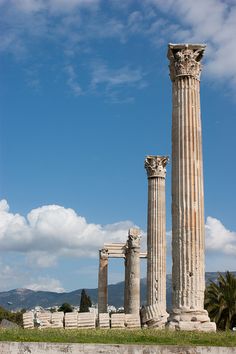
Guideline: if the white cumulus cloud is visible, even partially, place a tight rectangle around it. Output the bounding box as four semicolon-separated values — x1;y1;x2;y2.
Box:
25;277;65;292
146;0;236;84
205;216;236;256
0;199;141;266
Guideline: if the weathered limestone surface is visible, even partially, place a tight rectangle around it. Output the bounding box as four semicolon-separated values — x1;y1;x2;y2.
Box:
141;156;168;328
37;312;51;328
98;313;110;328
167;43;216;331
77;312;96;329
124;255;129;313
1;342;235;354
98;241;146;315
125;314;141;328
111;313;125;329
98;248;109;314
125;228;141;316
23;312;34;329
141;303;166;329
64;312;78;329
51;312;64;328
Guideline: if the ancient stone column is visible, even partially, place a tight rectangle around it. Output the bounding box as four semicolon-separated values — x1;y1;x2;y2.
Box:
125;228;141;315
167;43;216;331
141;155;169;328
98;248;108;314
124;250;129;314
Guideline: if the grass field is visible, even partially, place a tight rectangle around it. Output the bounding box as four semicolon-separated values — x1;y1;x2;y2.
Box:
0;328;235;347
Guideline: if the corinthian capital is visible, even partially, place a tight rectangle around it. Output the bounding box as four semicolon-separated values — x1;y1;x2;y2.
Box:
145;156;169;178
167;43;206;81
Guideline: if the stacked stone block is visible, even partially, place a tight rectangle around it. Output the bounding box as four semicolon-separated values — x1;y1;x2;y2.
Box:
23;312;34;329
64;312;78;329
51;312;64;328
36;312;51;328
77;313;96;329
98;313;110;328
110;313;125;329
125;314;140;328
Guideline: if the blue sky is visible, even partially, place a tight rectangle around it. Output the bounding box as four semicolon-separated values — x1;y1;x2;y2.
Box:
0;0;236;294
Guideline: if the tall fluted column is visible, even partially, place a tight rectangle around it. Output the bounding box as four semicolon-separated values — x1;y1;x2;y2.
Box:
125;228;141;315
167;43;216;331
141;156;168;328
98;248;108;314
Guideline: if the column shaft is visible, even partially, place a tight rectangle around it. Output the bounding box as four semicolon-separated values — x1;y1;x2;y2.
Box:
172;76;204;309
147;177;166;310
98;249;108;313
125;228;141;315
124;256;129;313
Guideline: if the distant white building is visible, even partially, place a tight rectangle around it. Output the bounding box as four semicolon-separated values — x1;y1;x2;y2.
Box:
107;305;117;313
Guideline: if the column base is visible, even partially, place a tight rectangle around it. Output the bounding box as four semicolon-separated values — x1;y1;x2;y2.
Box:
166;308;216;332
141;304;168;328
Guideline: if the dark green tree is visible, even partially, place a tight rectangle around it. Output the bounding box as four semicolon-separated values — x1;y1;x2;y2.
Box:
205;271;236;330
79;289;92;312
0;306;23;327
58;302;73;313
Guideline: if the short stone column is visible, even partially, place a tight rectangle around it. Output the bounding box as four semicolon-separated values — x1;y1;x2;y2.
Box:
141;155;169;328
124;251;129;314
125;228;141;315
98;248;108;314
167;43;216;331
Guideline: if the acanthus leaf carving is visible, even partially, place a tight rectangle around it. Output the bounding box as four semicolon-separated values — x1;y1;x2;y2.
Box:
145;156;169;178
168;44;205;81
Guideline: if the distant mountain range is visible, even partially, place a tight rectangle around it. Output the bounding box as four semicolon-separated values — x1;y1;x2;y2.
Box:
0;272;235;311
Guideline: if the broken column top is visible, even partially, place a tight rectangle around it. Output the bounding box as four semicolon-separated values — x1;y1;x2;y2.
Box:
99;248;109;260
128;228;141;238
167;43;206;81
128;228;141;248
145;156;169;179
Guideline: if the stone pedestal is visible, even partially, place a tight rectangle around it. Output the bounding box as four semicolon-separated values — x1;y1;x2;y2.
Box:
125;228;141;316
141;156;169;328
98;248;108;314
167;43;216;331
98;313;110;328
